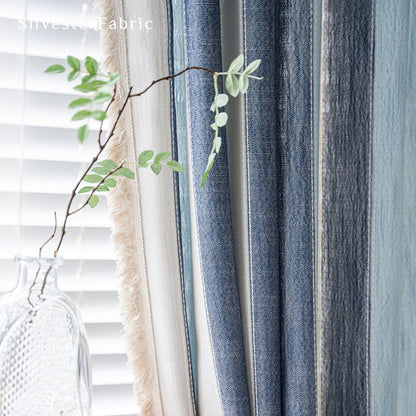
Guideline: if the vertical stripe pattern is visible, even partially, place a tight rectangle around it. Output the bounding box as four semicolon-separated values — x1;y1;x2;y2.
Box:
275;1;316;414
166;0;197;408
318;0;374;414
100;1;416;415
184;1;250;414
241;1;281;415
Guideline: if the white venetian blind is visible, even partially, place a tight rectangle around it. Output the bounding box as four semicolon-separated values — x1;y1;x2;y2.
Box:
0;1;140;415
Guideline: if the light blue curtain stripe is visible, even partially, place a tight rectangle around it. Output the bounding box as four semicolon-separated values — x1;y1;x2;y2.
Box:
275;1;316;415
241;1;281;415
319;0;374;414
167;0;197;404
400;4;416;412
370;1;416;415
184;1;250;414
370;1;411;415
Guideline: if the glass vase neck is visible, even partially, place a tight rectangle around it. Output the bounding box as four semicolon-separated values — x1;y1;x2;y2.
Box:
14;255;63;291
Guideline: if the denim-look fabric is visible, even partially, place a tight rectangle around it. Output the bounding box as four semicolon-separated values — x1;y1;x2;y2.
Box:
184;1;250;415
318;0;374;414
370;2;410;415
166;0;197;404
241;1;281;415
274;2;317;415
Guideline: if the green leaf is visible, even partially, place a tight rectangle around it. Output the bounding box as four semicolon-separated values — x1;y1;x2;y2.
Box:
85;56;98;75
154;152;171;162
200;154;216;188
88;194;99;208
113;167;135;179
210;101;216;112
77;125;89;143
91;110;106;121
207;152;216;166
138;150;154;165
225;73;239;97
215;94;229;107
104;178;117;187
74;80;107;93
107;73;121;85
98;159;118;170
92;166;110;175
214;136;222;153
211;122;217;130
92;92;112;103
151;162;162;175
83;174;103;183
78;186;94;194
227;53;244;73
244;59;261;74
67;70;80;81
166;160;185;172
96;185;110;192
82;74;95;83
69;97;91;108
88;80;107;88
72;110;91;121
67;55;80;71
74;84;94;93
239;75;249;94
215;112;228;127
44;64;65;74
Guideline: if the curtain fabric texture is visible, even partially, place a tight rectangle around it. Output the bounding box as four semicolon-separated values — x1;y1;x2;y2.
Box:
99;0;416;415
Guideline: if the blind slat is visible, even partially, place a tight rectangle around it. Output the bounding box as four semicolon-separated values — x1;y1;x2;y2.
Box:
0;89;103;129
0;259;119;293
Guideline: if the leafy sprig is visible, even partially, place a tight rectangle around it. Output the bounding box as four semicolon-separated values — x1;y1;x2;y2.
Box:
77;151;185;208
201;54;262;187
45;55;118;144
40;54;261;261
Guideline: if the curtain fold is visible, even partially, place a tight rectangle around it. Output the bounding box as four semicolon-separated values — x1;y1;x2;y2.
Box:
98;0;416;415
183;2;251;414
317;0;374;414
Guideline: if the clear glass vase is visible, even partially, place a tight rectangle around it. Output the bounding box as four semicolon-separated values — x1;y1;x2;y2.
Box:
0;256;92;416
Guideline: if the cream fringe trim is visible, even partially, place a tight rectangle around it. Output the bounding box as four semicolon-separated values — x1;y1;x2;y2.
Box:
95;0;163;415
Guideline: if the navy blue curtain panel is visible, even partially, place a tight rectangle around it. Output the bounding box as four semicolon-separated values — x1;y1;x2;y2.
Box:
101;0;416;414
318;0;373;414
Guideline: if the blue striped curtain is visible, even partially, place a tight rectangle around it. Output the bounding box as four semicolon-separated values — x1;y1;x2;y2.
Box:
103;0;416;414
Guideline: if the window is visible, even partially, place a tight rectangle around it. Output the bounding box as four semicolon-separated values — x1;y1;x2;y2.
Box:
0;1;140;414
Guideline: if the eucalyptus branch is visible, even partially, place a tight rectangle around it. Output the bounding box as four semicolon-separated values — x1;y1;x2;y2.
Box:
40;53;262;261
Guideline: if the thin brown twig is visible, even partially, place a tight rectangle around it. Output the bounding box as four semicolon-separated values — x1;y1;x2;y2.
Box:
40;265;52;296
68;163;125;216
98;84;117;147
129;66;216;98
39;212;57;258
52;87;132;258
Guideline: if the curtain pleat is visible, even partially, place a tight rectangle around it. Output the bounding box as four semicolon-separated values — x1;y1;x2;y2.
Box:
371;1;416;415
166;0;198;407
274;2;316;414
318;1;374;414
98;0;416;415
183;1;251;415
241;1;282;415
